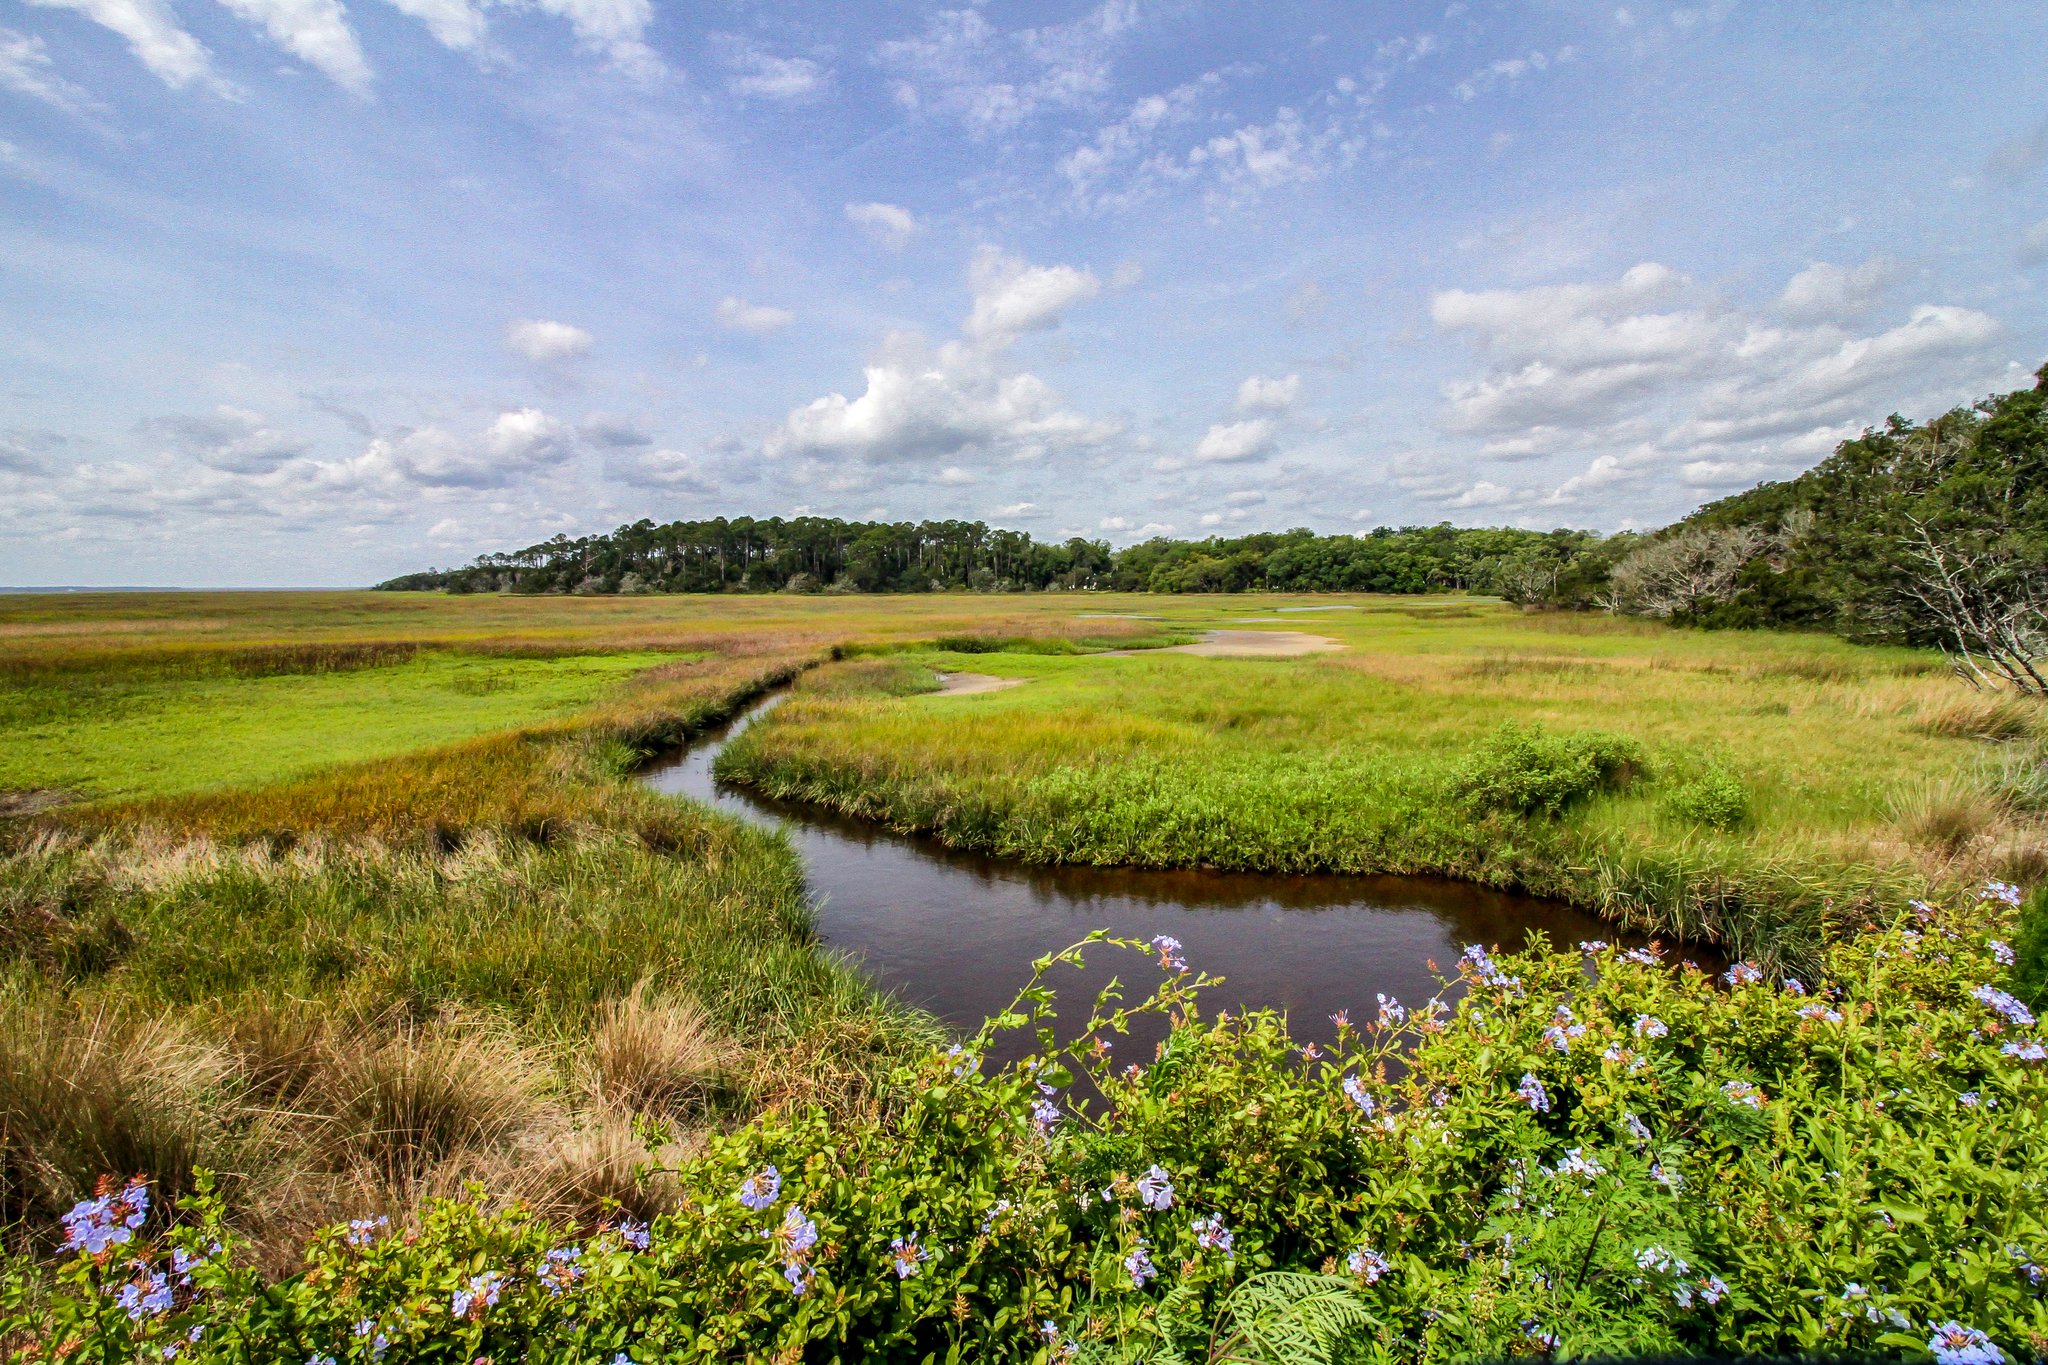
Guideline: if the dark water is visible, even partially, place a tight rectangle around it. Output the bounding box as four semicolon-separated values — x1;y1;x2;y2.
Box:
640;694;1656;1060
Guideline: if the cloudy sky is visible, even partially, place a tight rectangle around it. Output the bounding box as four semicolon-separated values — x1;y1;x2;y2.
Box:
3;0;2045;586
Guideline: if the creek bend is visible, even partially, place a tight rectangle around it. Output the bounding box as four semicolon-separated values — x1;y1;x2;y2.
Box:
641;690;1657;1062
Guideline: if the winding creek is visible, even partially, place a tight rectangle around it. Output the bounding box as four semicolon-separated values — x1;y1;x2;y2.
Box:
642;689;1660;1060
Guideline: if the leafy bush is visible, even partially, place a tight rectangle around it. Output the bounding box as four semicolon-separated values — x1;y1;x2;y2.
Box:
1662;767;1751;830
1451;723;1645;817
9;890;2046;1364
2015;882;2048;1014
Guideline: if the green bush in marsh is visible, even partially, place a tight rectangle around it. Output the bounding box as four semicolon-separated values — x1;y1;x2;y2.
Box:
1449;723;1645;817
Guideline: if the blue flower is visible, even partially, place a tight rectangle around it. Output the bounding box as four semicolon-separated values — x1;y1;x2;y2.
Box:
1928;1321;2007;1365
1342;1075;1376;1117
1124;1239;1157;1288
1722;1079;1764;1108
451;1269;503;1319
616;1219;651;1250
1632;1014;1668;1039
889;1233;932;1279
1346;1246;1391;1283
2002;1040;2046;1062
60;1178;149;1256
1516;1073;1550;1113
1971;985;2036;1027
1989;939;2015;966
1192;1215;1234;1254
1724;961;1763;987
1135;1165;1174;1211
739;1165;782;1211
1461;944;1520;989
539;1245;583;1295
1981;881;2023;908
344;1215;387;1247
115;1269;172;1321
1375;993;1406;1026
1150;935;1186;971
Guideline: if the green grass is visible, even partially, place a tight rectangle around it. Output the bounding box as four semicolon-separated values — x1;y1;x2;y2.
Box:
714;599;2048;971
0;650;695;802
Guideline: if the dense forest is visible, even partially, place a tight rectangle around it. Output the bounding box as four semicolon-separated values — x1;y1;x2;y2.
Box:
376;517;1596;599
382;366;2046;687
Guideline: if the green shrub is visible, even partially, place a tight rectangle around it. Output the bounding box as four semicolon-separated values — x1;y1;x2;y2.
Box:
1451;722;1645;817
11;900;2045;1364
2015;882;2048;1013
1662;767;1751;829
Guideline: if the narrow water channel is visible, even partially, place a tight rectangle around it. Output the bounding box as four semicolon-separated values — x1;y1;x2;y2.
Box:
640;691;1653;1059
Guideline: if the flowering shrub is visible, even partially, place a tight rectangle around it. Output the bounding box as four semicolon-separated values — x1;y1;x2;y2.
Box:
6;889;2045;1364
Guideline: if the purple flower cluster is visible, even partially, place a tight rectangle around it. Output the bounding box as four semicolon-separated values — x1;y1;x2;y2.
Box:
1724;961;1763;987
1135;1165;1174;1211
1517;1073;1551;1113
1151;935;1186;971
1462;944;1520;990
62;1178;149;1256
1928;1321;2007;1365
2002;1040;2046;1062
1972;985;2037;1027
539;1246;582;1296
1346;1245;1391;1283
769;1206;819;1295
1192;1215;1234;1254
1124;1239;1157;1288
889;1233;931;1280
344;1216;387;1248
1980;881;2023;908
1342;1074;1377;1117
1633;1014;1668;1039
739;1165;782;1211
616;1219;651;1250
450;1270;503;1319
1722;1079;1764;1109
114;1268;173;1321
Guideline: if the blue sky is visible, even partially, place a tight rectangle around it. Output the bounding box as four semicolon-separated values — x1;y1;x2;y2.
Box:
2;0;2045;586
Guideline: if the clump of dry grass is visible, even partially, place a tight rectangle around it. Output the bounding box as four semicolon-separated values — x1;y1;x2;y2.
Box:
0;995;241;1233
1913;691;2042;742
585;985;729;1119
1887;775;2010;857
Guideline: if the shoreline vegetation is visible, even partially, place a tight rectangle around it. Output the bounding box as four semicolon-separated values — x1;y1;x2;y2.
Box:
2;588;2045;1361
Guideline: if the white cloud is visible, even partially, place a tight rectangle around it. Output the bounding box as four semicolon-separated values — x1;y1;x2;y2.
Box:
1195;418;1276;464
1057;71;1224;209
770;249;1116;467
24;0;229;93
845;200;918;250
428;517;464;538
993;501;1045;518
505;318;594;362
345;408;577;488
965;246;1099;341
532;0;659;79
1224;490;1265;506
1236;373;1300;413
214;0;372;93
0;26;101;112
769;330;1116;466
1428;259;2015;522
378;0;487;52
716;297;794;334
936;465;975;485
1452;46;1577;101
606;446;717;493
1775;258;1896;323
148;405;309;472
720;39;828;100
876;0;1137;136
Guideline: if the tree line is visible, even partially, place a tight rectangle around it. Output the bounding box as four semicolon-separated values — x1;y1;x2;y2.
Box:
381;365;2046;692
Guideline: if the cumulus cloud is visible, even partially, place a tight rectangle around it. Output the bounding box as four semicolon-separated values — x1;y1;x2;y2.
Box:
845;200;918;250
719;38;828;100
1775;258;1896;322
715;297;794;334
0;26;102;112
1452;46;1577;101
214;0;372;94
505;318;594;362
346;408;577;488
992;500;1045;518
964;246;1099;341
24;0;229;93
1195;418;1276;464
769;248;1117;468
147;406;309;472
1236;373;1300;413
